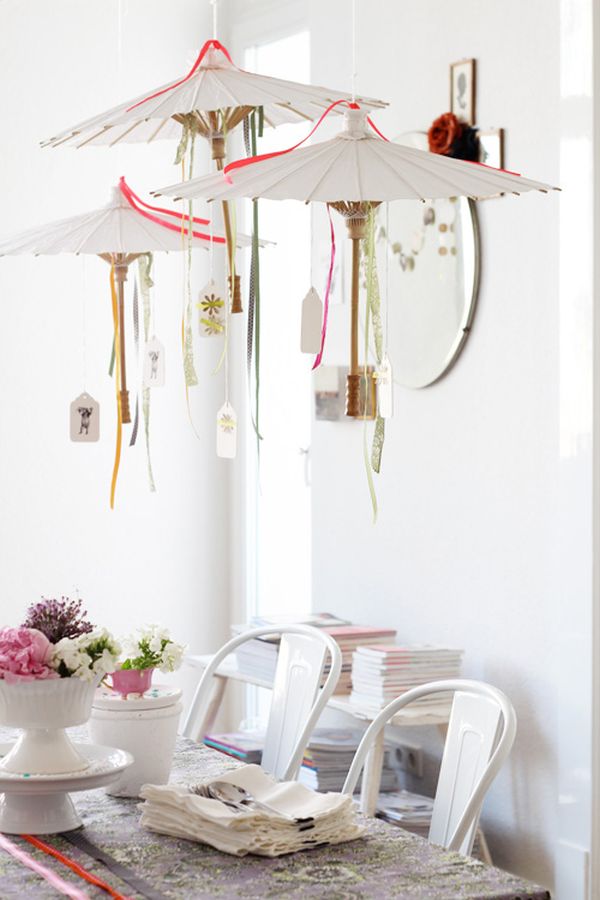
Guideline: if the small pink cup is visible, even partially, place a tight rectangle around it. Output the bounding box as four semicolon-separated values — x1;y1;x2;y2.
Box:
110;667;154;699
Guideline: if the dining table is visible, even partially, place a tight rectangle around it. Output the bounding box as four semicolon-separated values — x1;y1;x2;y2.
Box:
0;727;551;900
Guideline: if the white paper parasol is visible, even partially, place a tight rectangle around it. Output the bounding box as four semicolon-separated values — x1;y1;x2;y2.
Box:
157;105;558;415
0;177;251;424
41;42;386;150
41;39;386;314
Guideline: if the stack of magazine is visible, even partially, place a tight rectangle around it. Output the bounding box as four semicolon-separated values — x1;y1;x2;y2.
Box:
299;728;398;793
232;613;397;695
350;644;463;712
203;732;264;765
376;790;489;861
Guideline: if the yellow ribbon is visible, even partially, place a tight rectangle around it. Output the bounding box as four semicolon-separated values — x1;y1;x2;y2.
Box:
109;265;122;510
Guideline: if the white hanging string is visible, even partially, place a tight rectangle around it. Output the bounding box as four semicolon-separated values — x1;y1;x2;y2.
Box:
81;256;88;390
351;0;357;102
224;251;230;404
209;210;214;283
211;0;218;40
116;0;124;179
384;202;390;351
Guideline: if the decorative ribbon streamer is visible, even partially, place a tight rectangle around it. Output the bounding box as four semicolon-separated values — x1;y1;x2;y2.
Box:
126;39;235;113
0;834;89;900
62;830;171;900
312;204;335;370
183;135;199;388
119;178;224;245
365;207;385;475
119;178;210;226
362;216;378;522
129;277;140;447
21;835;127;900
223;99;362;180
109;265;123;510
138;254;156;492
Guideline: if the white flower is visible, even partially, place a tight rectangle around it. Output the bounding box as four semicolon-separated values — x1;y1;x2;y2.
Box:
51;629;120;680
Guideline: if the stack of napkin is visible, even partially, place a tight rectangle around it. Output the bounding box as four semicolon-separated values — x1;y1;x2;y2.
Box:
139;764;364;857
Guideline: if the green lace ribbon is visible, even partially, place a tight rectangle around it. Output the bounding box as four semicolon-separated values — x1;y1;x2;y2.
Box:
138;253;156;492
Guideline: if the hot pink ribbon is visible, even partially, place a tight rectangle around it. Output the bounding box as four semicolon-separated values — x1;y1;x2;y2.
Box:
126;39;235;113
119;177;225;244
0;833;90;900
313;204;336;370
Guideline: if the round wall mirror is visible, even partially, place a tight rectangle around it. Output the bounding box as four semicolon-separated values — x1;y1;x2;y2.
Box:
377;132;481;388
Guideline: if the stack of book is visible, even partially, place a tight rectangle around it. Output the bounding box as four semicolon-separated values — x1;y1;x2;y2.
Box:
376;790;490;862
232;614;397;695
350;644;463;712
203;732;264;765
299;728;398;793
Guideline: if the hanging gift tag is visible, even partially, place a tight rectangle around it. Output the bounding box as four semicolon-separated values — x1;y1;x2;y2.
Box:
197;279;226;338
143;337;165;388
377;355;394;419
70;392;100;442
300;287;323;353
216;402;237;459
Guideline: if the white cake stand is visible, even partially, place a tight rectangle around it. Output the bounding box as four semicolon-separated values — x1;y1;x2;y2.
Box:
0;742;133;834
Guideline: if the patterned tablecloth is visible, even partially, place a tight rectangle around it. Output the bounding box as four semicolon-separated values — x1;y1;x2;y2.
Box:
0;730;551;900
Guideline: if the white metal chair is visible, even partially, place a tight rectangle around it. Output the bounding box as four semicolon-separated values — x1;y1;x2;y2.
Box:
183;625;342;782
342;679;517;856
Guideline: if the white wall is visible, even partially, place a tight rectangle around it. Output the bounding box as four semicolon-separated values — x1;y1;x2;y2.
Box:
308;0;591;895
0;1;232;662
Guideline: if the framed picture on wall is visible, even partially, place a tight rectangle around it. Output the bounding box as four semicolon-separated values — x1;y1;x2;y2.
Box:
450;58;476;125
478;128;505;169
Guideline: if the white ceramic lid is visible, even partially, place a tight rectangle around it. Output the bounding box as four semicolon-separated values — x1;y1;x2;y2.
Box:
92;684;182;712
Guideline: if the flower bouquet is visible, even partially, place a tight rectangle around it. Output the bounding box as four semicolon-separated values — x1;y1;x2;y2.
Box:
110;625;186;698
0;598;119;775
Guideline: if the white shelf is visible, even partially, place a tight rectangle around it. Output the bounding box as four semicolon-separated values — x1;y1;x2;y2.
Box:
186;654;451;727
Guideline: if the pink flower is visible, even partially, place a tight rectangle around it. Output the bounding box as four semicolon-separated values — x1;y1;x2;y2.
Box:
0;627;59;683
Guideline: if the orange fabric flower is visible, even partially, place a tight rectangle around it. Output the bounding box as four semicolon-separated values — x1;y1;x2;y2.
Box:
428;113;463;155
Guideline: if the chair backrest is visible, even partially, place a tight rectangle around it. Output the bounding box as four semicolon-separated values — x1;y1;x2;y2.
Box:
342;679;516;855
183;625;342;782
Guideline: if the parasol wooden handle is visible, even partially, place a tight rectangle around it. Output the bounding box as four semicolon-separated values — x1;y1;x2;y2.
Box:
346;229;365;417
115;261;131;425
346;373;362;418
214;142;243;315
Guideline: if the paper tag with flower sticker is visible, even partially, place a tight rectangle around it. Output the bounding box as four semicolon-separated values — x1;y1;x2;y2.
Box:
216;402;237;459
377;355;393;419
70;392;100;442
198;279;226;338
143;337;165;388
300;287;323;353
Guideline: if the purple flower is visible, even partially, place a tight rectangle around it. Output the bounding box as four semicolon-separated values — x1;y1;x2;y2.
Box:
23;597;94;644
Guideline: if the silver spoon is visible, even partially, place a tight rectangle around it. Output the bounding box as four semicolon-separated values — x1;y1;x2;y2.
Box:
193;780;313;824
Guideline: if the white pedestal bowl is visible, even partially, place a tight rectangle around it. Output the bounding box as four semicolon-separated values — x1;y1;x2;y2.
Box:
0;678;97;775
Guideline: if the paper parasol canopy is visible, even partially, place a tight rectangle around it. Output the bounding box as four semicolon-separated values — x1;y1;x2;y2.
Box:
41;40;386;315
0;177;252;425
41;41;386;150
157;105;559;415
0;177;253;256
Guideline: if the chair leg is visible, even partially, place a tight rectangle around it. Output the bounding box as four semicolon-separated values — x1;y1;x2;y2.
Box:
187;675;227;742
360;729;386;816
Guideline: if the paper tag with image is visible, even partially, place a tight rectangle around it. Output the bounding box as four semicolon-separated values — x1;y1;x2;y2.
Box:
216;402;237;459
143;337;165;388
377;355;393;419
70;392;100;442
198;279;226;338
300;287;323;353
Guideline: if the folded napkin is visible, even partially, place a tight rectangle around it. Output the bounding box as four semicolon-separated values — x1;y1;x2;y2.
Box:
139;764;364;857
